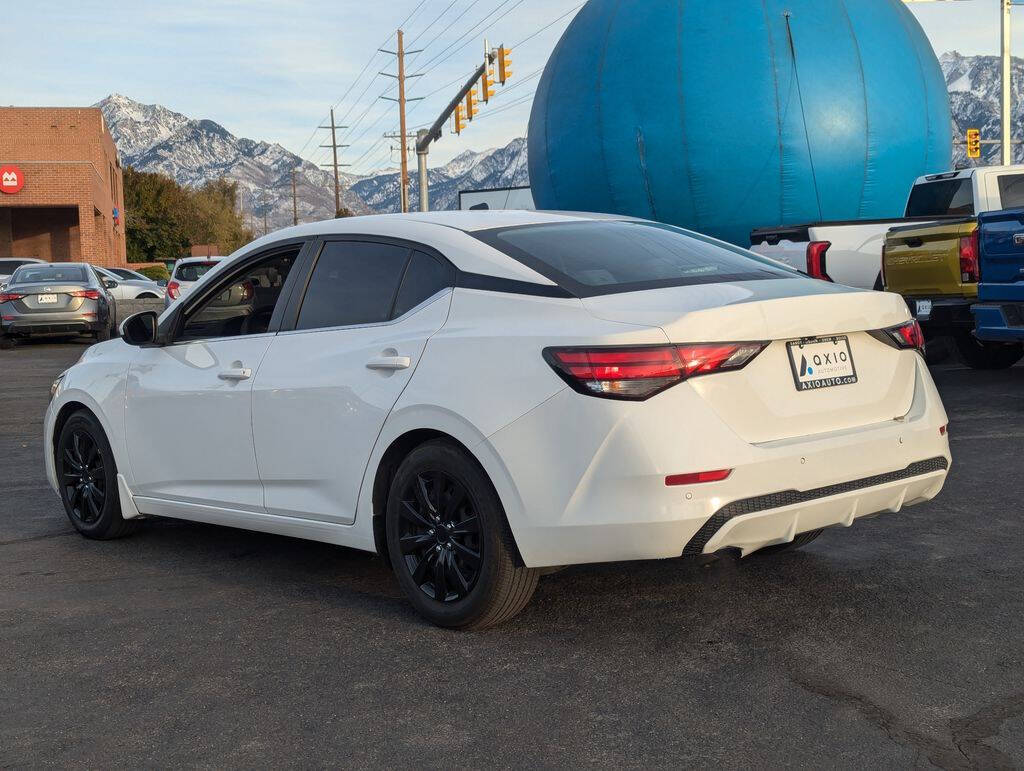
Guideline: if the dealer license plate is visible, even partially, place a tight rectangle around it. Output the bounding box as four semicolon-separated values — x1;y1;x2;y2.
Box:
37;294;58;304
912;299;932;320
786;336;858;392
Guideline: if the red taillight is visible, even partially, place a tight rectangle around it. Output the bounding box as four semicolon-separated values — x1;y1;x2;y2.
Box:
69;289;101;300
0;292;25;303
886;320;926;352
545;342;768;400
167;280;181;299
806;240;832;281
665;469;733;487
959;230;980;283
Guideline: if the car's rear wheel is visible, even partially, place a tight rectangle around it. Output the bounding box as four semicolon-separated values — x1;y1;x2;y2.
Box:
953;331;1024;370
56;410;135;539
755;529;823;555
385;440;540;629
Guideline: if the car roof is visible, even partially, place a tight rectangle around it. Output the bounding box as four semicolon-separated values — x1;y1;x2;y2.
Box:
231;211;639;285
176;256;226;266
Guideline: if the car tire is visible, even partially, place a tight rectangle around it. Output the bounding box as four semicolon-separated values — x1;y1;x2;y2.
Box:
0;335;14;350
953;331;1024;370
755;528;824;555
56;410;136;540
385;440;540;630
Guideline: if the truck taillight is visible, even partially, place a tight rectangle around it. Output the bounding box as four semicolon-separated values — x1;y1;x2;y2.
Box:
806;241;832;281
167;280;180;299
959;231;980;283
544;343;768;401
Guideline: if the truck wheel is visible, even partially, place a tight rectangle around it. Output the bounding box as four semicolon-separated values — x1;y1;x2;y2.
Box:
954;332;1024;370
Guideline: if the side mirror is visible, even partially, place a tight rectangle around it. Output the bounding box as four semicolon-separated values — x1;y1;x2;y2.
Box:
120;310;159;346
103;278;119;289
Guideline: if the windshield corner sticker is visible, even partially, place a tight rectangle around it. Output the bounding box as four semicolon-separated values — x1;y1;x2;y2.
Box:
787;336;858;392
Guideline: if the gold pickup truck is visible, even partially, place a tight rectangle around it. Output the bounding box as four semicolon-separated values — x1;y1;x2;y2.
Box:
883;219;1024;368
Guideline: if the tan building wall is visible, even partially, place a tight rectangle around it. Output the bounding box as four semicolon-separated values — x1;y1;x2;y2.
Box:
0;107;126;267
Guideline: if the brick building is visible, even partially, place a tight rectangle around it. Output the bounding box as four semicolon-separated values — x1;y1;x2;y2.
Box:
0;107;126;267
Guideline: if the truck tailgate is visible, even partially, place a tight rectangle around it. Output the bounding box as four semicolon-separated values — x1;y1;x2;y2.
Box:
883;219;977;298
978;208;1024;301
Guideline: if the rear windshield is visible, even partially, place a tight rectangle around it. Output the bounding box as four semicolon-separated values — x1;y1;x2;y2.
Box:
905;178;974;217
175;261;219;282
473;221;797;297
10;265;88;284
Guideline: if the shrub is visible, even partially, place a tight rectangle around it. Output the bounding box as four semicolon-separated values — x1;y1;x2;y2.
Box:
137;265;170;282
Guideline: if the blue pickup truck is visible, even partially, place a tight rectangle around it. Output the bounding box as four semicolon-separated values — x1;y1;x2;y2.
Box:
972;209;1024;356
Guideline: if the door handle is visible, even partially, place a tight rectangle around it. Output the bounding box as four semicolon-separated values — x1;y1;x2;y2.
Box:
218;367;252;381
904;237;924;248
366;355;412;371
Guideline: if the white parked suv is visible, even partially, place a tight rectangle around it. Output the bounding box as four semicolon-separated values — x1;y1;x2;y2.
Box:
44;212;951;628
165;256;225;307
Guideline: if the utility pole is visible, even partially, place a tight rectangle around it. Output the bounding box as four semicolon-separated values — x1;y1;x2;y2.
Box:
291;170;298;226
381;30;423;213
1003;0;1014;165
261;191;268;236
416;129;429;212
319;108;350;216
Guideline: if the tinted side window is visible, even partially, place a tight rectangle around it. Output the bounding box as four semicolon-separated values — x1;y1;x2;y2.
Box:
392;251;452;317
998;174;1024;209
179;250;298;341
905;178;974;217
296;241;410;330
0;259;30;273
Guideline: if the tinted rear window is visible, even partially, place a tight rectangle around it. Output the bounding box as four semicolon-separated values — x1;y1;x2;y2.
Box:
175;262;219;282
0;259;33;273
11;265;88;284
473;221;796;297
392;251;452;317
905;178;974;217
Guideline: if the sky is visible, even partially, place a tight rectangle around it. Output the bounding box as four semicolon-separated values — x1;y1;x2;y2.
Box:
3;0;1017;173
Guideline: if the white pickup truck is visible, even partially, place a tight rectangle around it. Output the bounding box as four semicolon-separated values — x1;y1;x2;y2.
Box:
750;165;1024;289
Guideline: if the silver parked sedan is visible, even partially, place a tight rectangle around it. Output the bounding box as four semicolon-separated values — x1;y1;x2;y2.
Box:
93;266;166;301
0;263;115;348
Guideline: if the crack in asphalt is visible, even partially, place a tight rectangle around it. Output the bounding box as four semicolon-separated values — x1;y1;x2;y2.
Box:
790;669;1022;769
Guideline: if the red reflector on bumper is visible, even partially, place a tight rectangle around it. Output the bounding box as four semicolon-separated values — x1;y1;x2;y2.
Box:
666;469;733;486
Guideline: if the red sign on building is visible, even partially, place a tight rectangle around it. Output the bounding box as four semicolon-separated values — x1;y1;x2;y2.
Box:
0;164;25;194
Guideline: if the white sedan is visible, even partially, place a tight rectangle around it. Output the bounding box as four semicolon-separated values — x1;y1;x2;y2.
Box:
44;211;951;629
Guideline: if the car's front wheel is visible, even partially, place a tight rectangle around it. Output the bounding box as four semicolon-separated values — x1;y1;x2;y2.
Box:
385;440;540;629
56;410;135;539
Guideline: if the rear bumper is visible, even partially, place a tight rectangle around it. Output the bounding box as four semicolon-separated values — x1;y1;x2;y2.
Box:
486;356;950;568
971;302;1024;342
2;318;103;337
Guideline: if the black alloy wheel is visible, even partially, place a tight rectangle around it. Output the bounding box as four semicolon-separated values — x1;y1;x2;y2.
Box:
397;470;483;603
56;410;135;539
61;429;106;524
385;440;540;629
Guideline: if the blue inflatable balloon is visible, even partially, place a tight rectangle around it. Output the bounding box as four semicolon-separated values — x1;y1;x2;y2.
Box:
527;0;952;245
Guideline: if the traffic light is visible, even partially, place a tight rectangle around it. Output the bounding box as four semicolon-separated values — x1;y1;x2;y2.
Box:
465;86;479;120
967;128;981;159
481;67;495;103
497;46;512;85
454;103;465;134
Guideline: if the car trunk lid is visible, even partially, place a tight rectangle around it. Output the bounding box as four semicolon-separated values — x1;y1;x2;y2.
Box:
582;279;918;443
6;283;91;313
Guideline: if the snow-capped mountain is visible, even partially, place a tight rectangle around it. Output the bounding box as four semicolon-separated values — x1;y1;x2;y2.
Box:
98;94;369;229
941;51;1024;165
351;139;529;212
98;94;529;225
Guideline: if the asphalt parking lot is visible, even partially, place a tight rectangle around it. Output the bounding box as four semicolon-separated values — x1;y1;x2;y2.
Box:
2;340;1022;768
